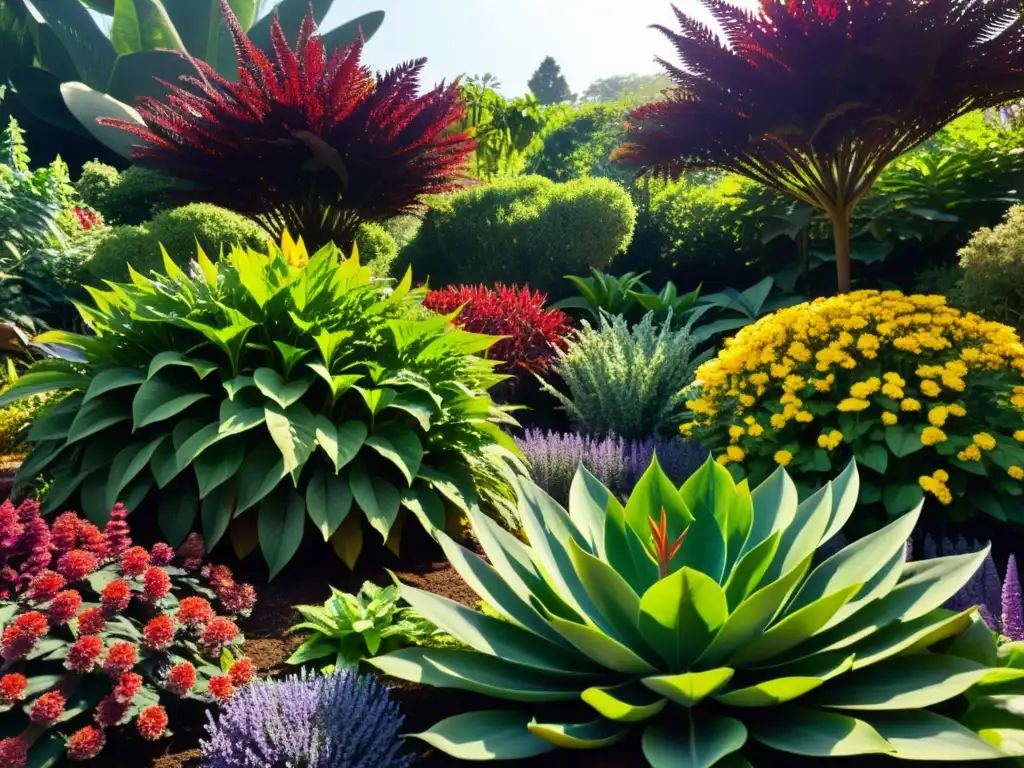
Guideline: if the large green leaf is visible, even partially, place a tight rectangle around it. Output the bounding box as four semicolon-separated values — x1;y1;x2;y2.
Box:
133;374;209;429
254;367;311;409
412;711;556;761
259;488;306;578
157;481;198;546
643;717;747;768
67;396;130;443
548;616;659;675
812;653;993;710
742;466;798;556
642;668;734;707
527;719;631;750
82;367;145;403
194;435;246;498
201;483;233;549
111;0;184;55
638;566;727;671
715;654;854;707
234;440;288;512
264;402;317;476
33;0;116;89
106;434;168;509
749;708;893;757
349;459;400;540
724;531;781;610
320;11;385;51
165;0;257;74
820;460;860;544
763;483;832;584
568;465;613;556
624;454;694;547
863;710;1006;760
60;82;145;159
305;464;352;541
580;681;668;722
0;369;89;407
314;418;366;474
365;423;423;485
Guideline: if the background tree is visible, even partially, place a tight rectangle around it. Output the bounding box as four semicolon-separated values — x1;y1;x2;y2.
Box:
528;56;573;105
614;0;1024;294
581;73;671;103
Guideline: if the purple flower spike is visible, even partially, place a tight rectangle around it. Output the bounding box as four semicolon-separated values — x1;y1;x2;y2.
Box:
1002;555;1024;641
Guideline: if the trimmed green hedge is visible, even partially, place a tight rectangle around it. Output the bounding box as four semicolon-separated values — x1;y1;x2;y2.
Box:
75;162;189;225
355;222;398;276
396;175;636;296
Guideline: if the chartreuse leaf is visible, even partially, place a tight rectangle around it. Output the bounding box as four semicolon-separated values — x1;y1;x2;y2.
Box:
148;351;217;380
133;374;209;429
642;668;734;707
861;710;1006;760
624;453;694;548
820;459;859;544
330;513;363;569
259;488;306;578
698;552;813;668
568;465;611;555
527;719;630;749
349;458;401;540
843;608;976;671
730;583;863;666
0;369;89;407
547;616;658;675
762;483;832;584
305;464;352;541
639;567;727;671
365;423;423;485
812;654;993;710
723;531;782;610
714;653;855;707
398;584;596;674
368;647;585;702
254;367;311;409
786;504;920;616
643;716;747;768
750;708;893;757
264;402;317;477
411;711;556;760
581;681;668;722
741;466;798;557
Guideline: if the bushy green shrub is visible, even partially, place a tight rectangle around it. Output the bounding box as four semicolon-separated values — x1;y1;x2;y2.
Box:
374;458;1023;765
541;311;698;439
398;175;636;296
381;215;422;250
2;236;521;575
957;205;1024;332
355;222;398;276
75;163;189;225
88;203;267;280
524;102;631;183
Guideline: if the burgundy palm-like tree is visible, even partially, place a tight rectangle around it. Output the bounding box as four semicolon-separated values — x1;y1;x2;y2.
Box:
103;0;474;250
614;0;1024;293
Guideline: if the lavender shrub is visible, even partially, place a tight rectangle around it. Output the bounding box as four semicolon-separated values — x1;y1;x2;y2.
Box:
518;429;707;502
200;671;414;768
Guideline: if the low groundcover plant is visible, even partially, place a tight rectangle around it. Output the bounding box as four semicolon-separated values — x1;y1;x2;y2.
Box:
372;456;1024;765
0;501;255;764
0;235;522;575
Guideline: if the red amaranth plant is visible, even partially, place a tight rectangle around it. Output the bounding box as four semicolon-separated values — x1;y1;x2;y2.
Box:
613;0;1024;293
424;284;572;398
101;0;475;250
0;509;256;764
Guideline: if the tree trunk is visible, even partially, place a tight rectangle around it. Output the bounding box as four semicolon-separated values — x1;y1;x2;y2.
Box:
830;211;852;294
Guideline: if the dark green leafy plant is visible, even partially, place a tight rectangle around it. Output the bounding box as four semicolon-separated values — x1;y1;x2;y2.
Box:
554;269;701;330
455;83;547;179
286;581;448;671
76;163;190;226
373;457;1024;764
690;277;799;344
0;236;522;576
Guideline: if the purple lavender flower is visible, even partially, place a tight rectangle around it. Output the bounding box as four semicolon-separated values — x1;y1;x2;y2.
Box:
911;535;1001;630
517;429;707;503
1002;555;1024;641
199;671;414;768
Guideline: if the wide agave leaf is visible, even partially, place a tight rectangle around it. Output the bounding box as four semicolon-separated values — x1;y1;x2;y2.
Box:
371;457;1024;765
0;235;522;577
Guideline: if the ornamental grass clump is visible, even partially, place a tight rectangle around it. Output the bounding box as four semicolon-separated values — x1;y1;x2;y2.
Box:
683;290;1024;529
0;235;522;576
199;670;414;768
372;457;1024;764
0;504;254;765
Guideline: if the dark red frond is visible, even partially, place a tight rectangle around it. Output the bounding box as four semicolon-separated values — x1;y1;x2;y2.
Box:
101;1;475;249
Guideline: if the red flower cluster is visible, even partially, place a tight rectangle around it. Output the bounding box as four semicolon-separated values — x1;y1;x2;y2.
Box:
424;284;572;379
47;590;82;625
228;658;255;687
66;635;103;673
164;662;196;696
201;564;256;616
119;547;149;578
200;617;240;654
177;534;204;571
101;1;474;251
55;550;99;582
100;580;131;614
0;674;27;704
0;737;26;767
135;705;168;741
112;673;142;705
149;543;174;566
66;726;105;760
77;607;106;635
142;615;175;651
142;567;171;601
101;505;131;559
0;612;47;660
50;512;105;558
101;642;137;678
208;675;234;702
26;570;64;602
71;206;102;231
0;499;51;599
29;691;65;725
94;695;128;729
176;596;215;628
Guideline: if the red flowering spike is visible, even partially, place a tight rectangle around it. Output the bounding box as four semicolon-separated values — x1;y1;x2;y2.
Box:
0;674;27;704
66;726;105;760
0;737;26;768
165;661;197;696
136;705;169;741
29;691;65;725
208;675;234;702
228;657;255;687
66;635;103;672
100;2;474;251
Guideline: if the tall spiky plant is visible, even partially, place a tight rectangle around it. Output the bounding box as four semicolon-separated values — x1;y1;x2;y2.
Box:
102;1;474;250
613;0;1024;293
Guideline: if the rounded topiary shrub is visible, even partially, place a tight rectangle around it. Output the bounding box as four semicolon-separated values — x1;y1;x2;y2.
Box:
397;175;636;296
683;290;1024;532
90;165;191;225
355;222;398;276
88;204;267;280
75;160;120;211
957;204;1024;333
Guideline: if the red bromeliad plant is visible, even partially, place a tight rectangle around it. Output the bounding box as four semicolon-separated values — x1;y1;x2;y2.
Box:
613;0;1024;293
0;502;255;765
102;0;475;250
644;508;688;580
423;284;572;397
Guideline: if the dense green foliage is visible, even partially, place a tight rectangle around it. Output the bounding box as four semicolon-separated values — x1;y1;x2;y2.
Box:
525;103;630;183
354;222;399;277
75;162;189;226
956;204;1024;333
541;312;698;439
88;203;267;280
0;237;522;575
456;83;547;179
397;175;636;296
374;458;1021;764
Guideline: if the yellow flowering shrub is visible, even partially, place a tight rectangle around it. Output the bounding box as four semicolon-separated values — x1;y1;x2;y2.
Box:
0;394;54;460
683;290;1024;528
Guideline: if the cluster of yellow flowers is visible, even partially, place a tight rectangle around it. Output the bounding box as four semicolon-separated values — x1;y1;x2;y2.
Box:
683;290;1024;511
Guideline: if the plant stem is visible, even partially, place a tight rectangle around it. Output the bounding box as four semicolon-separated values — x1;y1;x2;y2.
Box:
831;211;852;294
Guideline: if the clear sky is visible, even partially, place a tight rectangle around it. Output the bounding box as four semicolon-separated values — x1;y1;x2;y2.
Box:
319;1;695;97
